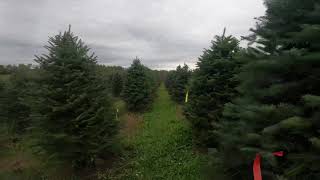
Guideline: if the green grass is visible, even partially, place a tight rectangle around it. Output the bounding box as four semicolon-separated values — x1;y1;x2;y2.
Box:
106;84;206;180
0;132;45;180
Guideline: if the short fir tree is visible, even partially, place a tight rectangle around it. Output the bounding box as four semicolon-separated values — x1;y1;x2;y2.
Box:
166;64;191;103
110;72;124;97
0;65;39;134
122;58;154;111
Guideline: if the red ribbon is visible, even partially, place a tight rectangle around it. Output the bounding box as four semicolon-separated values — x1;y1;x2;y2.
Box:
253;151;284;180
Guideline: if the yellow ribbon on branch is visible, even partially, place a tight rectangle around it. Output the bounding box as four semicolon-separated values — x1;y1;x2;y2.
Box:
185;90;189;103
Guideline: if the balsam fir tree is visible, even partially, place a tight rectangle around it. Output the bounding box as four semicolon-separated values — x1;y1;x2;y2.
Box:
110;72;124;97
5;65;37;134
0;65;40;135
123;58;154;111
214;0;320;179
184;29;239;146
166;64;191;103
165;71;174;92
0;79;6;128
33;26;118;168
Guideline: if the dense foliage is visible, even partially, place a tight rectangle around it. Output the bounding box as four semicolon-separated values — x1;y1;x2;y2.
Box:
32;28;118;168
165;64;191;104
1;0;319;178
110;72;124;97
123;58;157;111
95;65;126;96
183;29;240;146
210;0;320;179
0;65;40;134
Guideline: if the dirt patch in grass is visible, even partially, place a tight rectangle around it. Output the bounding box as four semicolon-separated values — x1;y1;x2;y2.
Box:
119;112;143;138
0;150;43;178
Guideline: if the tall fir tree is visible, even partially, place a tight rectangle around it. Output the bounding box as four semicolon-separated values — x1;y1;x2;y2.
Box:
122;58;154;111
213;0;320;179
33;27;118;168
184;29;240;146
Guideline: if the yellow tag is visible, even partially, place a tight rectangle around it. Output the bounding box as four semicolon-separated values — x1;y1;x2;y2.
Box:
116;108;119;120
185;90;189;103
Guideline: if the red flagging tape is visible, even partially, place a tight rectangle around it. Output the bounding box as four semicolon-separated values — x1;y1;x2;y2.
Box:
272;151;284;157
253;151;284;180
253;154;262;180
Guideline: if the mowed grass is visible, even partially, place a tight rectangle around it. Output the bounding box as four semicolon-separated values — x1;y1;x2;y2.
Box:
106;84;205;180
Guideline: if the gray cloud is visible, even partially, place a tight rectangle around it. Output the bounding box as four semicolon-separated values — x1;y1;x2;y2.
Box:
0;0;265;69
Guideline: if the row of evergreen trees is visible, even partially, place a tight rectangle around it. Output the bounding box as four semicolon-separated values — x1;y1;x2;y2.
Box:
0;65;41;135
95;65;126;97
166;0;320;179
165;64;191;104
0;27;159;170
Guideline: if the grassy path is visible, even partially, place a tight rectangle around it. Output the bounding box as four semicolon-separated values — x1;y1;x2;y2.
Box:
110;84;205;180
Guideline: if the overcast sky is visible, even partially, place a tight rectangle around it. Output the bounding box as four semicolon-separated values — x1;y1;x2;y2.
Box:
0;0;265;70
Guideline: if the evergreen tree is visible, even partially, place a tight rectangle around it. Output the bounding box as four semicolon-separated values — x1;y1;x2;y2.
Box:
165;64;191;103
33;27;118;168
214;1;320;179
165;69;176;97
122;58;154;111
6;65;36;134
0;65;39;134
110;72;123;97
0;79;6;128
155;70;169;84
0;65;9;74
184;29;240;146
244;0;319;54
95;65;126;94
